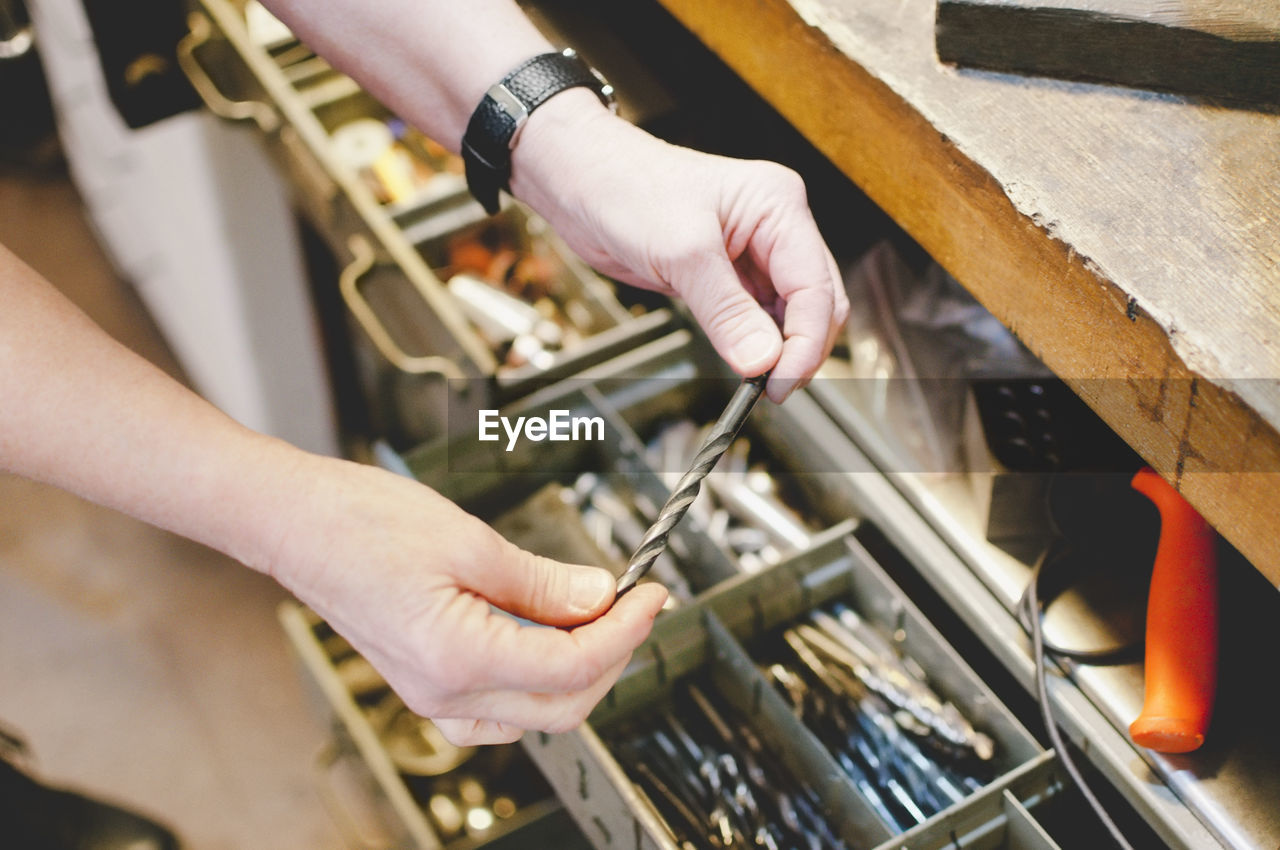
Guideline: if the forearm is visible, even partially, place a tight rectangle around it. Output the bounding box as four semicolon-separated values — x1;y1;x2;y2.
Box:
257;0;618;212
259;0;557;150
0;244;296;572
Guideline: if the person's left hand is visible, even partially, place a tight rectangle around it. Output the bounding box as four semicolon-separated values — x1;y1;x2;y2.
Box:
264;453;667;746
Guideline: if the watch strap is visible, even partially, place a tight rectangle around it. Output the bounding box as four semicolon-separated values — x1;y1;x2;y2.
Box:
462;49;614;214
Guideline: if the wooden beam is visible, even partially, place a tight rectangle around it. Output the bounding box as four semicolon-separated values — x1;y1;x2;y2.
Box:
654;0;1280;586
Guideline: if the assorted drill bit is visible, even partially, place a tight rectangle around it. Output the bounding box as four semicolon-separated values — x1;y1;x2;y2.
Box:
765;604;996;834
613;683;851;850
607;602;996;846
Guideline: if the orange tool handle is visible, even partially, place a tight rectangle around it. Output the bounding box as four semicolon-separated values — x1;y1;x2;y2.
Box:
1128;467;1218;754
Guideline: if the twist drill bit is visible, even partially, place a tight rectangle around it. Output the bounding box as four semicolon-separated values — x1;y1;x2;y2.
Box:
615;372;770;597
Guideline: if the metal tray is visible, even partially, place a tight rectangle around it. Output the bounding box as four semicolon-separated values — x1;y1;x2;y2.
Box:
524;539;1060;850
393;331;1069;849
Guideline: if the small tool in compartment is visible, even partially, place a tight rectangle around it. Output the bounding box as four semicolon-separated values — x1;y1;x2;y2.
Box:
612;681;852;850
762;605;996;835
430;214;611;372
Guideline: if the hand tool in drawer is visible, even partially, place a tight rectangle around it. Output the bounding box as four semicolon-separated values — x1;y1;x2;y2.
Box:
981;381;1220;753
330;116;464;207
414;207;633;378
1019;468;1219;755
616;372;771;596
1127;467;1218;755
801;607;995;761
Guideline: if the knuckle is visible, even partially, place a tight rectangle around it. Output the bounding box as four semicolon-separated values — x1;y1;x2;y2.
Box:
834;296;852;325
705;298;763;336
523;554;568;617
558;663;594;695
420;643;476;696
666;236;719;277
544;706;590;736
559;651;603;694
758;161;807;202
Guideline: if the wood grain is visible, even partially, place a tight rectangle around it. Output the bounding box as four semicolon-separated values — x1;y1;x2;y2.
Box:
935;0;1280;104
654;0;1280;587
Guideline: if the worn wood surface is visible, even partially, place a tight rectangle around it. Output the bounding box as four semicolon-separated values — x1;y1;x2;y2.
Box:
935;0;1280;104
654;0;1280;587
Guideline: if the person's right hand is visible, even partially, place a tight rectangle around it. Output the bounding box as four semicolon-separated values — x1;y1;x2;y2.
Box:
264;453;667;746
510;91;849;403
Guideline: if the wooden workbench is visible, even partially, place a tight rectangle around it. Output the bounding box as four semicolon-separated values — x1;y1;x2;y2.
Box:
655;0;1280;585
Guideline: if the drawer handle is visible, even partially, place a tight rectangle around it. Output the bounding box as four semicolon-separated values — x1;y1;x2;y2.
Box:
176;12;279;133
339;234;466;380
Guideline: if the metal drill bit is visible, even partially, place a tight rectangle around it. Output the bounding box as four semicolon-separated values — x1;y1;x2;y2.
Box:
615;372;770;597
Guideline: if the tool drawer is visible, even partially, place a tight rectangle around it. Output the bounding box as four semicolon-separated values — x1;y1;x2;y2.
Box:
524;533;1059;850
173;5;1275;847
282;331;1141;849
807;379;1280;850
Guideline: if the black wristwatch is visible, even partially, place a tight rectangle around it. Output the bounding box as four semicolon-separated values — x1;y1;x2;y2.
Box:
461;48;616;214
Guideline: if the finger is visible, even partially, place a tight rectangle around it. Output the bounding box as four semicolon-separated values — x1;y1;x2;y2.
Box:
431;582;666;696
433;717;525;747
767;284;836;402
829;251;851;331
435;653;631;737
672;242;783;377
465;542;618;626
791;251;850;398
751;223;842;401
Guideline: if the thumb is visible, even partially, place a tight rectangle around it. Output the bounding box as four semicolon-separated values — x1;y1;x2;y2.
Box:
473;544;617;626
675;253;782;376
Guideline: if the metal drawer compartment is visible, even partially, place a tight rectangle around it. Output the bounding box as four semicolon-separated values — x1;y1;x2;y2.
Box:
180;0;676;445
391;331;1066;849
279;329;1108;848
524;535;1056;850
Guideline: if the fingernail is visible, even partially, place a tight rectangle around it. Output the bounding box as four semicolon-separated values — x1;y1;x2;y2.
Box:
769;375;800;402
569;567;615;615
733;328;781;373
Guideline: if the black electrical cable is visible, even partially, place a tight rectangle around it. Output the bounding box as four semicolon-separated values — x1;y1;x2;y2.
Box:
1015;541;1144;666
1023;563;1135;850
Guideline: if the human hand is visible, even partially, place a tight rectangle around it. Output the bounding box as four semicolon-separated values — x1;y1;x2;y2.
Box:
510;92;849;402
266;455;667;746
